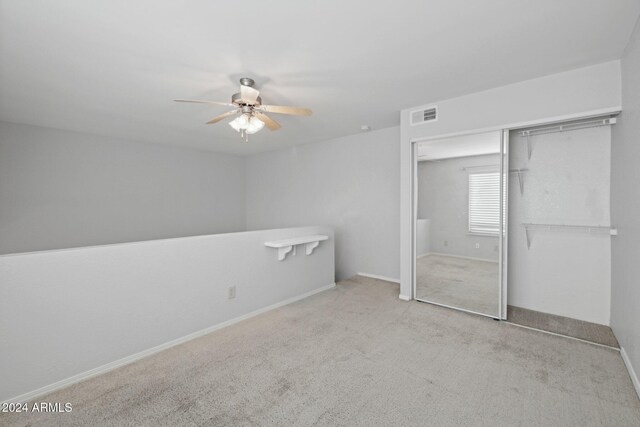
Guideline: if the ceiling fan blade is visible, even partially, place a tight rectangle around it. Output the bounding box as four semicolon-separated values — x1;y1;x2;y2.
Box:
240;85;260;104
260;105;312;116
175;99;236;107
254;112;281;131
206;110;239;125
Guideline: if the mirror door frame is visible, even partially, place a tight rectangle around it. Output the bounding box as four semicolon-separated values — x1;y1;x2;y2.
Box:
411;129;509;320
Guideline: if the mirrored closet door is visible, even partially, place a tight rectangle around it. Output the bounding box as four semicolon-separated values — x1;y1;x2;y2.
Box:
414;130;508;318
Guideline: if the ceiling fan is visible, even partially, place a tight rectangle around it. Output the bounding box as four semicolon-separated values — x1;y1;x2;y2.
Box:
175;77;312;142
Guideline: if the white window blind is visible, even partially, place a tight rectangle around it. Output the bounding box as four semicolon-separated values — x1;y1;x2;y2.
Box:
468;172;500;235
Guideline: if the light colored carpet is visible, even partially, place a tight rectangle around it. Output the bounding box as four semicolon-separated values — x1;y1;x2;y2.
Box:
2;276;639;426
416;253;500;316
507;305;620;348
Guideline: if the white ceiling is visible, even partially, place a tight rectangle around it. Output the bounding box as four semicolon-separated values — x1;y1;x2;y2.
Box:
1;1;638;155
417;131;500;161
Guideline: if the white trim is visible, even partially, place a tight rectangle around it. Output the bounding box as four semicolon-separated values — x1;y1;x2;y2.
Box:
357;272;400;283
416;299;499;319
358;274;412;300
503;321;620;351
499;129;509;320
2;283;336;405
0;226;327;258
422;252;499;263
621;347;640;400
411;142;418;300
409;107;621;145
467;232;500;237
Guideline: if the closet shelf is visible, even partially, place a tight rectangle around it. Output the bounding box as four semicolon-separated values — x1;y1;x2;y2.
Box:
522;223;617;249
264;235;329;261
509;168;528;195
519;117;616;159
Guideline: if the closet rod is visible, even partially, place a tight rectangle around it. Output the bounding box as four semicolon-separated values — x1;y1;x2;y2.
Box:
521;223;618;249
461;165;499;171
519;117;616;138
522;223;616;233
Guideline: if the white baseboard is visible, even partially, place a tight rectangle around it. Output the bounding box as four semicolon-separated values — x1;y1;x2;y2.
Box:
2;283;336;405
422;252;498;263
621;347;640;400
357;272;400;284
356;273;407;300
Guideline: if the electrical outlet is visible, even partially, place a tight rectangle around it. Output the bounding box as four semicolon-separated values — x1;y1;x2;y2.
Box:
444;240;448;247
475;243;480;249
494;245;499;252
228;285;236;299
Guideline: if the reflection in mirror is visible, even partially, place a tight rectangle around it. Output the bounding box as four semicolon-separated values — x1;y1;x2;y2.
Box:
415;131;502;317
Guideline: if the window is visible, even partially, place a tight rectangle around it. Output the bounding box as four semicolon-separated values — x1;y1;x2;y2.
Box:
468;171;501;235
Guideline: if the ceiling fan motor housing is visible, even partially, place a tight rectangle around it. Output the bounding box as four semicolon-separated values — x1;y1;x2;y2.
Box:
239;77;255;87
232;92;262;106
232;77;261;106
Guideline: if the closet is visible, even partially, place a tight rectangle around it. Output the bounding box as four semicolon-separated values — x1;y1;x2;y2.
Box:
414;130;508;319
506;117;618;346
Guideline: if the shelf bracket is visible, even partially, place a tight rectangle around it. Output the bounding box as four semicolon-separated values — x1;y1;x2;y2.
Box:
516;171;525;195
525;227;532;249
525;132;533;160
265;235;329;261
518;173;524;195
305;240;320;255
509;169;528;195
277;245;294;261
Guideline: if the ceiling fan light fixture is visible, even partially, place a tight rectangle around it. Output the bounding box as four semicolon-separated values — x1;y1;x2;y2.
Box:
237;113;250;128
229;114;264;135
246;116;265;134
228;117;241;132
229;113;250;132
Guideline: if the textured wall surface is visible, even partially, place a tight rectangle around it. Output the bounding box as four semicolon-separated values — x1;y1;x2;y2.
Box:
611;18;640;386
246;127;400;281
0;122;246;254
508;126;611;325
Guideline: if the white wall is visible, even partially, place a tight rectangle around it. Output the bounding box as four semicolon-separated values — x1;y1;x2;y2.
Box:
400;61;622;299
508;126;612;325
417;155;500;261
0;121;246;254
1;121;400;283
611;18;640;388
245;127;400;281
0;226;334;402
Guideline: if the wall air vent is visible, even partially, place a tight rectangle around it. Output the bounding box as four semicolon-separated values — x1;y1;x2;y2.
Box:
410;106;438;126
